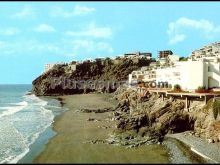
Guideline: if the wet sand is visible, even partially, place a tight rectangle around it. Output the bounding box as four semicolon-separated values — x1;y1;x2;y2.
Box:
33;94;170;163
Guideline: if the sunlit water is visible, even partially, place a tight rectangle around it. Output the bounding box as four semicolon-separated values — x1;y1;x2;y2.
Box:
0;85;64;163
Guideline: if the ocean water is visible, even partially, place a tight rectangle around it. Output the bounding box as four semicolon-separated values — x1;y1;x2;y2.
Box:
0;85;64;163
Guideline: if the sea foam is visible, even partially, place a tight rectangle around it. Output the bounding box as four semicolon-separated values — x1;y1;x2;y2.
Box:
0;94;60;164
0;101;28;118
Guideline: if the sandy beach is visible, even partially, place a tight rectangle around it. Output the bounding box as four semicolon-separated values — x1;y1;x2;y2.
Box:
33;93;170;163
32;93;220;164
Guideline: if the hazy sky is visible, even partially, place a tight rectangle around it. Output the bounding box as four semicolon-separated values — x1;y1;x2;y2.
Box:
1;2;220;84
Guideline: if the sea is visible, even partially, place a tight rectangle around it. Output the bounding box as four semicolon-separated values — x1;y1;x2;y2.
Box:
0;84;65;163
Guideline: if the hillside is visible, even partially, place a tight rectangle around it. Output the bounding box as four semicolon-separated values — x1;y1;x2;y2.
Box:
32;57;153;96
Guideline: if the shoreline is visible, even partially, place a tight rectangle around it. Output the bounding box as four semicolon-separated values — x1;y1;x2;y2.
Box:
33;93;171;163
165;132;220;163
17;126;56;164
17;96;65;164
31;93;220;164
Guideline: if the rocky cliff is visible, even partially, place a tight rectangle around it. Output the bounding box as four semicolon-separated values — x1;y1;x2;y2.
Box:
109;87;220;145
32;58;152;96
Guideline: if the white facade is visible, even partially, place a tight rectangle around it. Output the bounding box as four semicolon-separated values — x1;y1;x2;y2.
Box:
167;54;180;63
128;69;156;86
191;42;220;60
128;41;220;91
155;59;220;90
155;61;205;90
44;63;56;72
129;58;220;91
156;66;181;89
158;58;167;65
69;64;76;71
44;62;76;73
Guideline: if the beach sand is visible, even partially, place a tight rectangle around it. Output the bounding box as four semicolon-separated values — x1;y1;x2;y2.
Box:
33;93;170;163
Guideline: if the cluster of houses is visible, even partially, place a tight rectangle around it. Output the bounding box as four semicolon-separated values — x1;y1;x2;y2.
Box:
129;42;220;91
44;41;220;92
44;62;77;73
44;51;153;73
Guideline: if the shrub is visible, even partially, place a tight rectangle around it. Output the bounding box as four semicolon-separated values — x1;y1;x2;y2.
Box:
179;57;188;61
195;86;209;93
173;84;181;91
212;100;220;120
197;86;205;90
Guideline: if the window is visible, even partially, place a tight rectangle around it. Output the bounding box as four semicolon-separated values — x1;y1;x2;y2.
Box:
208;66;211;72
173;72;180;76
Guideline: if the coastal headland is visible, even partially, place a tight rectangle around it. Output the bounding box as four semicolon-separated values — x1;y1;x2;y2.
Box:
34;94;171;163
32;44;220;163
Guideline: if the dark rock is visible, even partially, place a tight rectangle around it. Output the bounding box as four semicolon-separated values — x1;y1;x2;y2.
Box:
80;107;114;113
32;58;152;96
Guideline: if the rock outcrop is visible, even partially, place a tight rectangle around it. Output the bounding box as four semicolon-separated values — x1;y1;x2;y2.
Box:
111;87;220;145
32;58;153;96
193;100;220;143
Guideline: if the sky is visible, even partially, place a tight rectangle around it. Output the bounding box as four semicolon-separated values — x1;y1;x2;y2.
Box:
1;2;220;84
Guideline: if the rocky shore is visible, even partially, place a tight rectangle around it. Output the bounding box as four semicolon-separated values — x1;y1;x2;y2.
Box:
109;86;220;146
32;64;220;163
34;94;170;163
105;87;193;146
84;86;220;163
58;86;220;155
33;91;220;163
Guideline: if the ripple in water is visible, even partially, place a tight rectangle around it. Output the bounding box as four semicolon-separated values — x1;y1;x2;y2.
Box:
0;94;62;163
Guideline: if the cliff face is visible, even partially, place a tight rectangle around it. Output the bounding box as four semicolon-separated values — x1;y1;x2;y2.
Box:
111;87;220;144
193;100;220;143
32;58;152;96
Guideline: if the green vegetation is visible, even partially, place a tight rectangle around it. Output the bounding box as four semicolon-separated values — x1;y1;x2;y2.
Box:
195;86;209;93
212;99;220;120
202;99;213;114
173;84;181;91
197;86;205;90
69;58;151;81
33;57;153;95
179;57;188;61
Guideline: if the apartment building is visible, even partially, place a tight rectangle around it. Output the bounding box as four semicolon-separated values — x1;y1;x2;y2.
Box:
128;42;220;91
191;42;220;60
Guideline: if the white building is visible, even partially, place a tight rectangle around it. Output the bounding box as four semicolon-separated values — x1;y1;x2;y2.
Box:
44;62;76;73
124;51;152;59
128;69;156;86
167;54;180;64
155;61;204;91
44;63;56;72
128;52;220;91
191;42;220;60
66;63;77;73
156;65;181;88
157;54;180;66
158;58;167;65
155;58;220;91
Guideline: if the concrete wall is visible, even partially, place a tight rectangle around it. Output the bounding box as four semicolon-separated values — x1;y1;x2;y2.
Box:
179;61;204;90
156;67;181;88
44;64;56;72
69;64;76;71
168;55;179;63
155;61;205;90
206;61;220;88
